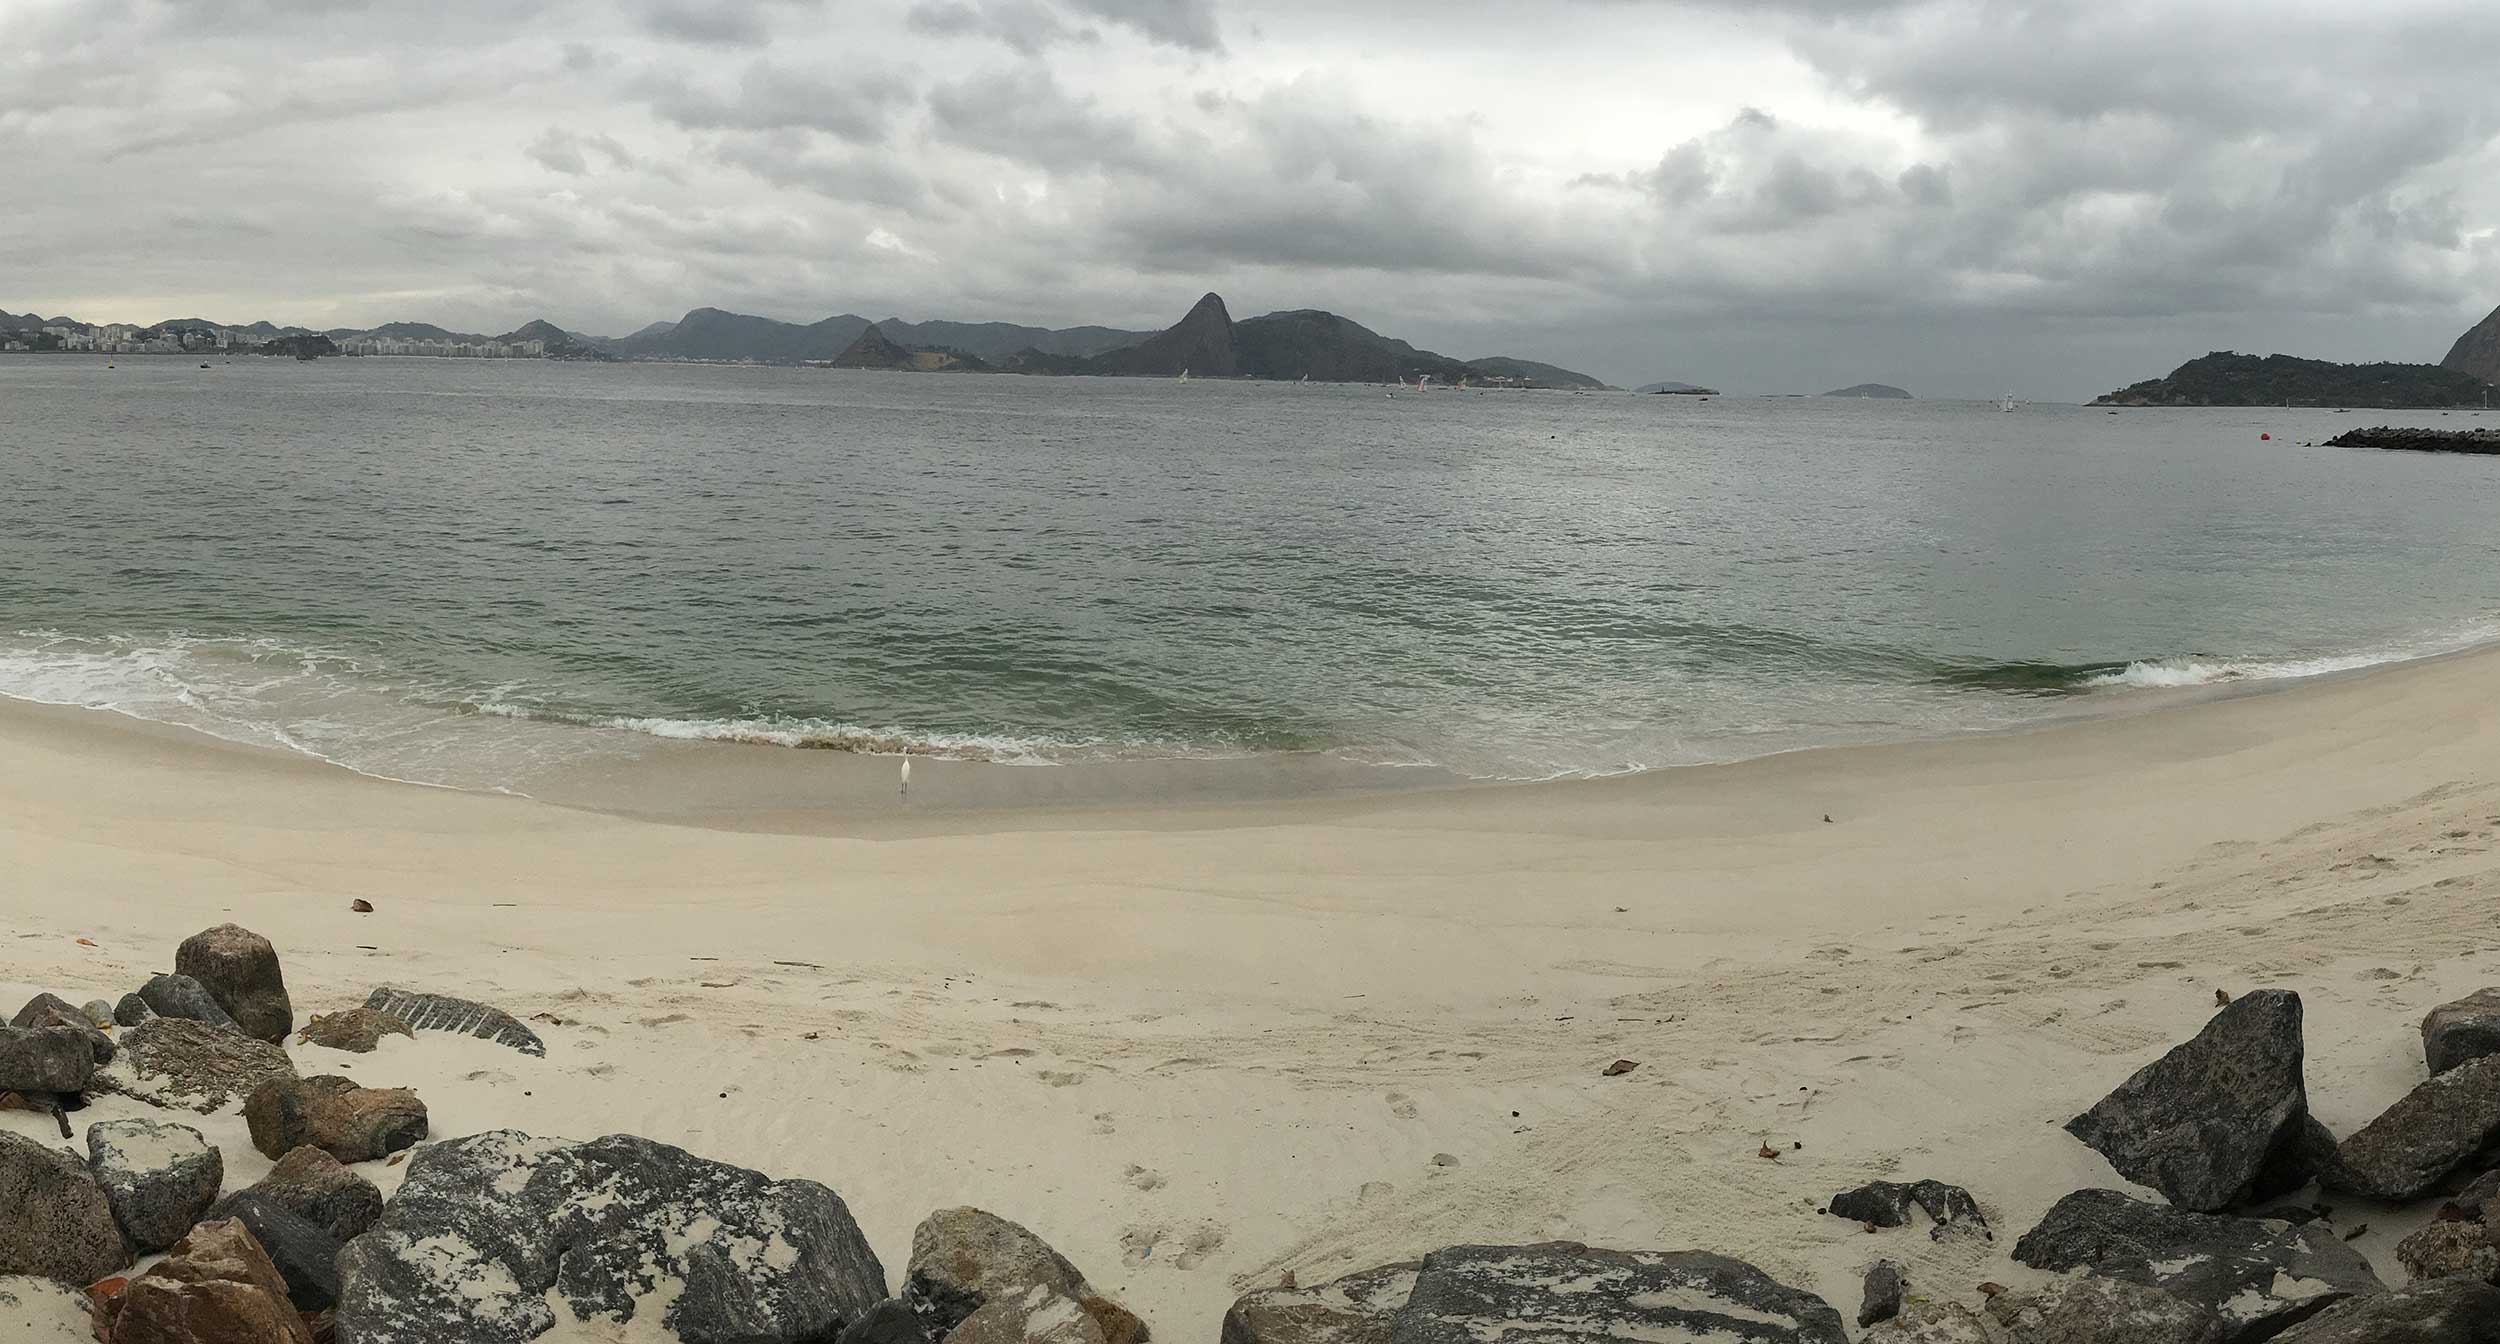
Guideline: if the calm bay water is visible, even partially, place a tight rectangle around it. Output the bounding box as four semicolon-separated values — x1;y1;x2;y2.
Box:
3;354;2498;794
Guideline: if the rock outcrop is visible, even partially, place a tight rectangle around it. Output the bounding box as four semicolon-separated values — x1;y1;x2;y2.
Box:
832;324;919;370
86;1118;223;1255
123;972;235;1029
2424;989;2500;1076
175;923;294;1042
2329;1054;2500;1200
335;1130;887;1344
2441;302;2500;386
2011;1189;2380;1343
1091;294;1239;378
244;1074;428;1162
2062;990;2326;1210
10;993;113;1063
1857;1261;1904;1328
2272;1276;2500;1343
93;1217;313;1344
0;1130;132;1286
904;1207;1144;1344
114;1016;299;1112
1984;1273;2224;1343
1221;1262;1416;1344
1389;1243;1847;1344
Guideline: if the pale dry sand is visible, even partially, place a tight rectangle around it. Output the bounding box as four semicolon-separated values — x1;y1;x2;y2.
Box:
7;646;2500;1337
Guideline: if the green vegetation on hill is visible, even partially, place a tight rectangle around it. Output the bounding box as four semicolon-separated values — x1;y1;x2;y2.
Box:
1460;356;1611;390
1822;383;1910;399
2445;303;2500;384
2096;351;2492;407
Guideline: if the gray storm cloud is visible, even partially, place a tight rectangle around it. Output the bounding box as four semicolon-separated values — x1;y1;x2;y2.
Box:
2;0;2494;396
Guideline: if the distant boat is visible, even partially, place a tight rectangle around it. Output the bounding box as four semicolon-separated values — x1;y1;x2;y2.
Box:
1176;368;1190;384
1998;392;2019;412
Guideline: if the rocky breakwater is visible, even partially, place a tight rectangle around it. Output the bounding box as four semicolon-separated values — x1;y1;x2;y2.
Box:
2325;426;2500;454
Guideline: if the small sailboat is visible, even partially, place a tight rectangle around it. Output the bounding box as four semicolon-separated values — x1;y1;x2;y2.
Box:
1176;368;1190;383
1997;392;2019;412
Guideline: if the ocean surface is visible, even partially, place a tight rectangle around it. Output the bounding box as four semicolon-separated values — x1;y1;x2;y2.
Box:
4;355;2498;800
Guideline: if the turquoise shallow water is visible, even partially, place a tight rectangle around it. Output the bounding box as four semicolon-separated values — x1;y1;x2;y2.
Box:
3;355;2498;791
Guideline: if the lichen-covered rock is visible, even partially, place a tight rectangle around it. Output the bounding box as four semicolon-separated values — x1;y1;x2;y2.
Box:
86;1118;223;1255
214;1189;342;1312
0;1130;132;1286
363;987;544;1055
1387;1243;1848;1344
2332;1055;2500;1201
2425;989;2500;1077
133;972;237;1028
1828;1180;1991;1240
2271;1276;2500;1343
1863;1301;1994;1342
334;1130;887;1344
2063;990;2325;1211
2397;1219;2500;1283
2012;1189;2380;1344
0;1025;95;1094
1984;1273;2224;1343
297;1006;414;1054
94;1217;313;1344
244;1074;427;1162
209;1144;383;1242
906;1207;1145;1344
112;1015;298;1113
175;923;293;1043
1222;1263;1417;1344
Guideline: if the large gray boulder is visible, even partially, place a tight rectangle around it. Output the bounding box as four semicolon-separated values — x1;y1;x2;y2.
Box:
2012;1189;2381;1343
128;972;235;1029
85;1118;223;1255
1984;1274;2224;1343
2331;1055;2500;1200
364;986;545;1055
1387;1243;1848;1344
0;1130;132;1286
2395;1219;2500;1282
2063;990;2325;1211
209;1143;383;1241
2425;989;2500;1076
1223;1263;1417;1344
334;1129;887;1344
112;1015;298;1112
2271;1277;2500;1343
175;923;293;1043
244;1073;428;1162
0;1025;95;1094
904;1207;1145;1344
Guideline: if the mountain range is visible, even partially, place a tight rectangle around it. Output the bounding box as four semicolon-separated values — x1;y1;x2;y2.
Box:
1;296;1612;387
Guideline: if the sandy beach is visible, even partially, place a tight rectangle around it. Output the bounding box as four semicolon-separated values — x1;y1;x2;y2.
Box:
7;645;2500;1337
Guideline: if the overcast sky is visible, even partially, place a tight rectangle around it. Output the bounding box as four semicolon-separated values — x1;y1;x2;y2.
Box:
6;0;2498;397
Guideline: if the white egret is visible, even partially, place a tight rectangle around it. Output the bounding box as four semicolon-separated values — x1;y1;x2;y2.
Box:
899;752;911;798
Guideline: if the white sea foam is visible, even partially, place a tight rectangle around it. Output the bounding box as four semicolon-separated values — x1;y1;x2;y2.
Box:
472;700;1095;764
2080;619;2500;691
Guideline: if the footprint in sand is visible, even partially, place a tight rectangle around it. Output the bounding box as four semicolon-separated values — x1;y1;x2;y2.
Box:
1385;1093;1420;1120
1091;1112;1117;1136
1124;1165;1166;1192
1120;1222;1228;1270
1037;1070;1086;1087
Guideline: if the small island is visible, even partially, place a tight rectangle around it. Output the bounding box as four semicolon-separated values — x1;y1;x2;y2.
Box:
2325;426;2500;455
2095;351;2492;408
1636;381;1720;396
1822;383;1910;399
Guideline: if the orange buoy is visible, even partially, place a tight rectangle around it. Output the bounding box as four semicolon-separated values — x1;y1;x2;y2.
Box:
2259;432;2270;440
